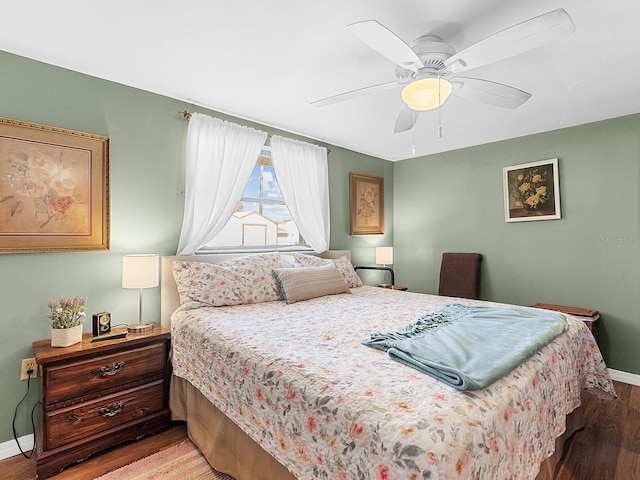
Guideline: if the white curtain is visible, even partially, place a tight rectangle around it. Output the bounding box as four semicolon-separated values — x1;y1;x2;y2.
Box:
271;135;330;253
177;113;267;255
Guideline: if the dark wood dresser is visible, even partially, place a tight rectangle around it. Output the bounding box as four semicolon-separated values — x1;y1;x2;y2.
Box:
33;325;171;479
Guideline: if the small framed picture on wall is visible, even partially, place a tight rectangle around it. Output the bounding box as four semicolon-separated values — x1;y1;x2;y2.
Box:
350;172;384;235
503;158;561;222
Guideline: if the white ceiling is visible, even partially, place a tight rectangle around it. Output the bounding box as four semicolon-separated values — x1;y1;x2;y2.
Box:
2;0;640;161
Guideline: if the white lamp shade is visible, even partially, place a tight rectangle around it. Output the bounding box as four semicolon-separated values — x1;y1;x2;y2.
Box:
122;254;159;289
375;247;393;265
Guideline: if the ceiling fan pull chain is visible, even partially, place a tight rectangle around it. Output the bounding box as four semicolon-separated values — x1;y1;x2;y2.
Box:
411;111;416;155
438;77;443;139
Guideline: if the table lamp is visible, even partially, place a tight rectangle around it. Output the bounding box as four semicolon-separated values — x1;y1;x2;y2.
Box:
122;254;159;332
375;246;393;267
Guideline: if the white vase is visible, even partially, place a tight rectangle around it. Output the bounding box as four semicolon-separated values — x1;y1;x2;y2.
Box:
50;324;83;347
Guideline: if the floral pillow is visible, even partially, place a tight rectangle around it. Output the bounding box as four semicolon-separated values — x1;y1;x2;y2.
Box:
293;253;363;288
292;253;327;268
333;256;364;288
173;253;283;307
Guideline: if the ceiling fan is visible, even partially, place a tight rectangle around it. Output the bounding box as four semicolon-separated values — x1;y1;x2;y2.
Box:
312;9;575;133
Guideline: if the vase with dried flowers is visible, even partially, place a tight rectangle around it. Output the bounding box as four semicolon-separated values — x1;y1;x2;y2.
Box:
47;296;86;347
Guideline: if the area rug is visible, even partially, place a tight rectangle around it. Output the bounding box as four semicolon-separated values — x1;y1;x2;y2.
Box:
95;439;234;480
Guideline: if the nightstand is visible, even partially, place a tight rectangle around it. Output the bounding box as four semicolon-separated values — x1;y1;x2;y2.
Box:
33;324;171;479
354;265;396;287
376;284;408;291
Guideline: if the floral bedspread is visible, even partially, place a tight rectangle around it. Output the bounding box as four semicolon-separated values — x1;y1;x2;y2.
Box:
170;286;615;480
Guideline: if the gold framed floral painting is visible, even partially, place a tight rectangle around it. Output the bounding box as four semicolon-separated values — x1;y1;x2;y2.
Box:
350;172;384;235
0;117;110;253
503;158;560;222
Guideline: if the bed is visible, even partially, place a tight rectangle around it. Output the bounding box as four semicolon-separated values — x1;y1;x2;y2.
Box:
161;251;615;480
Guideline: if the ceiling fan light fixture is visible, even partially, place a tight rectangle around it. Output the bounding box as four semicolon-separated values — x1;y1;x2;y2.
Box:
401;77;452;111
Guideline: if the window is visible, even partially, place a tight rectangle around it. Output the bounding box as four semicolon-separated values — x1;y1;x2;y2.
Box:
199;150;310;253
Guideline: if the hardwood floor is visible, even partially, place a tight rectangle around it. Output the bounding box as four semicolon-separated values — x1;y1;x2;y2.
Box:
3;422;188;480
2;381;638;480
555;381;640;480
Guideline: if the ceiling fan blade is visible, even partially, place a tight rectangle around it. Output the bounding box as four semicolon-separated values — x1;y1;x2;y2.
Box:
311;81;399;107
394;103;421;133
347;20;424;73
444;8;575;73
450;77;531;109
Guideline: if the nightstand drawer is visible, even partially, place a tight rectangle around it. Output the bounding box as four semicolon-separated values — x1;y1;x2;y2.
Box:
44;380;165;450
44;343;166;405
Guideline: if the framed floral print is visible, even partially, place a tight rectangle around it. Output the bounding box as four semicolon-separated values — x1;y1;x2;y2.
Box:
0;117;110;253
503;158;560;222
350;172;384;235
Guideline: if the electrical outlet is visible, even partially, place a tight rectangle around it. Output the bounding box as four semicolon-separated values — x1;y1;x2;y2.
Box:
20;358;37;380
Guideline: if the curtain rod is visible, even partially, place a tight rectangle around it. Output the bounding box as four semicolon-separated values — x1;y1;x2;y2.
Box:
178;111;331;155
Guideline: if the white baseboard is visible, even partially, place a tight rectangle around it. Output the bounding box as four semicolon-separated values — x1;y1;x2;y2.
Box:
0;434;33;461
608;368;640;386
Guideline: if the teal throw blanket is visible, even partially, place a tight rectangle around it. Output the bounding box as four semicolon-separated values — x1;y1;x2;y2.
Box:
363;303;567;391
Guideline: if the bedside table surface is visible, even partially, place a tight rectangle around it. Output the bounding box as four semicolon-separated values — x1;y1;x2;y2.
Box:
34;323;170;364
376;284;408;291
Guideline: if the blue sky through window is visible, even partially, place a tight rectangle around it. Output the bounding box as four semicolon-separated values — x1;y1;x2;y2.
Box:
241;165;288;220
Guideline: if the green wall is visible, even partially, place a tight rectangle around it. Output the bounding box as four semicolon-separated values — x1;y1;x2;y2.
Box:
394;114;640;374
6;43;637;451
0;50;391;446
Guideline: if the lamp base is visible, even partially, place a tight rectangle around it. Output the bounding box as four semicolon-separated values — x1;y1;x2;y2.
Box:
127;322;153;333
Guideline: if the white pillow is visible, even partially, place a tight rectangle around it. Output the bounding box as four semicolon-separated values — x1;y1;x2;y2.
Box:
293;253;363;288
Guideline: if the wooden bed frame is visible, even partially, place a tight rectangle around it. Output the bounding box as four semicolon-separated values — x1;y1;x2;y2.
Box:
160;251;583;480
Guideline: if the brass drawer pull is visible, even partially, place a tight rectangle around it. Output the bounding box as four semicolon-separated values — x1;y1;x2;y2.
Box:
99;361;125;377
99;402;124;418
